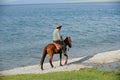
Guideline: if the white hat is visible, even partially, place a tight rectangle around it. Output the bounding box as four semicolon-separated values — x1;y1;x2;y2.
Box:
56;25;62;29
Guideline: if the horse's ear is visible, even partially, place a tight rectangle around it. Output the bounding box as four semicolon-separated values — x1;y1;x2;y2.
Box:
67;36;70;38
66;36;71;40
68;36;70;38
66;36;68;39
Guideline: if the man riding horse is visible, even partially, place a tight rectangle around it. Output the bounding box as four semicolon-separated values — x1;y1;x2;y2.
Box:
40;25;72;70
53;25;66;54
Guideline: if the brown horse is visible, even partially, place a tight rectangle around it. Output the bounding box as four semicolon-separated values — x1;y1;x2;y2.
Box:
40;36;72;70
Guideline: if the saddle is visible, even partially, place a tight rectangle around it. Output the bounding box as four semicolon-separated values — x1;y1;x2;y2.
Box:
53;42;62;50
53;41;67;54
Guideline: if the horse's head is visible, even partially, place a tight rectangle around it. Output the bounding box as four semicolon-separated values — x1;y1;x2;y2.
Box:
64;36;72;48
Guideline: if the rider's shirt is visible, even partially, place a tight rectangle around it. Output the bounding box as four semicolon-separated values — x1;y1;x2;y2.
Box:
53;29;62;41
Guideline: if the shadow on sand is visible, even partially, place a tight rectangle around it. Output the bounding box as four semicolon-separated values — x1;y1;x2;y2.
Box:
68;54;95;65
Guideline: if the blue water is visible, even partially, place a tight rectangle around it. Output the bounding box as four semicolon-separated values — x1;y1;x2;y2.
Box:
0;2;120;71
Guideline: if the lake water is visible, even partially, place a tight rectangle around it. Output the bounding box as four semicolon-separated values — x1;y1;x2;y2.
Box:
0;2;120;71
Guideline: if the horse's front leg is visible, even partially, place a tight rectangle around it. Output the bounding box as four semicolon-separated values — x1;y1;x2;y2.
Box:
64;53;68;64
60;53;62;66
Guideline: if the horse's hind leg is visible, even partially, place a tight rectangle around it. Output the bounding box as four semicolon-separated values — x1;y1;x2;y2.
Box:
64;54;68;64
48;53;54;68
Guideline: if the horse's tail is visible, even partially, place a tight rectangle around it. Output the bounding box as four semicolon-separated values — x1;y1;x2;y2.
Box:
40;47;47;70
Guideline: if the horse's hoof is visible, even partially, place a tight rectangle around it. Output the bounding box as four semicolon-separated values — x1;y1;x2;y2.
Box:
60;64;63;66
41;68;44;70
51;66;54;68
41;67;43;70
65;62;67;65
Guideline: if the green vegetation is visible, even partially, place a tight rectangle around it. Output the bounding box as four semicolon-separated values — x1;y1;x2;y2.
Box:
0;68;120;80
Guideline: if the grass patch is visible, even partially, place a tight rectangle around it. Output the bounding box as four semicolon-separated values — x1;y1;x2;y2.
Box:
0;68;120;80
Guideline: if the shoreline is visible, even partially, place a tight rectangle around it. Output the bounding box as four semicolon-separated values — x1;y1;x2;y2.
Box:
0;50;120;76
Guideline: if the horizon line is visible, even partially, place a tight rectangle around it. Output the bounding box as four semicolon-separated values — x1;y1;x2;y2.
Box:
0;1;120;6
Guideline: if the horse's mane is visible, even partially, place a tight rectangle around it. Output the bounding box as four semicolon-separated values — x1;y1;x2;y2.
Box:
64;37;68;43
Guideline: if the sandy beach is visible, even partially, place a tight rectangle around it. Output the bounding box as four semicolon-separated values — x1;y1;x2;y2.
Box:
0;50;120;76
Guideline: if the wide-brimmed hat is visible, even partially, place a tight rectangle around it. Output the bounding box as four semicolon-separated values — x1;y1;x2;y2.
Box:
56;25;62;29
